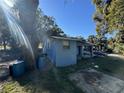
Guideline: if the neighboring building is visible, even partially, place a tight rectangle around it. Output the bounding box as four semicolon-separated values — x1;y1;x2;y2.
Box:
43;36;93;67
82;42;93;58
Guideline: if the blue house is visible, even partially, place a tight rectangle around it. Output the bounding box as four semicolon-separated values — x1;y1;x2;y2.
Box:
43;36;93;67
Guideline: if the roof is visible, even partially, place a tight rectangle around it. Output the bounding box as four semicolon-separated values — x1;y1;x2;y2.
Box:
50;36;94;46
50;36;85;42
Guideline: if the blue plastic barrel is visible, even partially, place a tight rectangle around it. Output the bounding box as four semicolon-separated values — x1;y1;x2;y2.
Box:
10;61;25;77
37;56;46;70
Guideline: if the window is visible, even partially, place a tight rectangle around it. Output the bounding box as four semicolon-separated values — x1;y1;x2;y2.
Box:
63;40;70;48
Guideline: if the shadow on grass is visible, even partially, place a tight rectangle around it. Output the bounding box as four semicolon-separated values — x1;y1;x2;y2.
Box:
1;67;84;93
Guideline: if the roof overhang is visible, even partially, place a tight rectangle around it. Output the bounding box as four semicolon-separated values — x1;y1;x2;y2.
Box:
50;36;84;42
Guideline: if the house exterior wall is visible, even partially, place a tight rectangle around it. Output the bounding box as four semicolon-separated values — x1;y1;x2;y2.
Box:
43;38;77;67
54;39;77;67
43;38;93;67
43;38;56;65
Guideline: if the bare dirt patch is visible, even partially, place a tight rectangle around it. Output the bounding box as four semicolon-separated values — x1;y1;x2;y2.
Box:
69;69;124;93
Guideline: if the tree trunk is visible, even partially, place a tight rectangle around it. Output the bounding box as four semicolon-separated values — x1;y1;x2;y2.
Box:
13;0;39;70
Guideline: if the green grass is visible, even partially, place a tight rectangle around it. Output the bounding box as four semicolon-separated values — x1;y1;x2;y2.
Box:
58;56;124;80
1;56;124;93
77;56;124;79
1;68;83;93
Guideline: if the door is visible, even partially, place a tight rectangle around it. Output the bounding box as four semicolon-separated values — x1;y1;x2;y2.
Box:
77;46;82;56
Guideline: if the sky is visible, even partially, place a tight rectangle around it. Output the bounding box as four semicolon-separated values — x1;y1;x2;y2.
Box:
39;0;96;39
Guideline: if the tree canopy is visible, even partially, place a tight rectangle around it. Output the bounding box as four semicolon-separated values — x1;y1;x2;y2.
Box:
35;8;66;43
0;9;17;51
93;0;124;34
93;0;124;54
